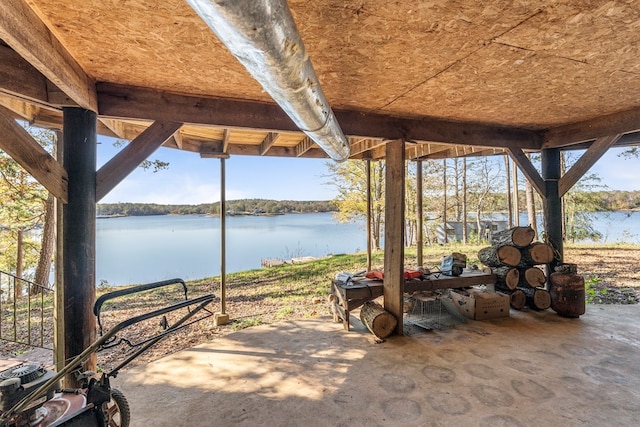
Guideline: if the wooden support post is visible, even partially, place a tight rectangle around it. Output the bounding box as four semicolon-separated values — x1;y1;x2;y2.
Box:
383;140;405;335
462;157;468;244
416;160;423;266
442;159;447;243
62;107;97;386
366;159;372;271
512;158;520;226
54;131;64;373
215;157;229;326
541;148;562;270
504;155;513;228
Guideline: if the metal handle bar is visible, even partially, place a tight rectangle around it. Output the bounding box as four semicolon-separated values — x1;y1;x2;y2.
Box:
93;278;189;336
2;293;214;422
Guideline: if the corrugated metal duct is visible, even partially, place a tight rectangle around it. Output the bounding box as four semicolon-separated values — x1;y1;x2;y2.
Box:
186;0;350;161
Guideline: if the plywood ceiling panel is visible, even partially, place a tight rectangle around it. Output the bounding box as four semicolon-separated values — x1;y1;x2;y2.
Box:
388;42;640;128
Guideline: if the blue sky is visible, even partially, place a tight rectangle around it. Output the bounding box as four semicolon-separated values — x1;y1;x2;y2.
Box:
97;135;336;204
97;135;639;204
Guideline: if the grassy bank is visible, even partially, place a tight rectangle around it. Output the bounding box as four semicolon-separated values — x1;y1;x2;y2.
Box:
2;243;639;369
94;243;640;369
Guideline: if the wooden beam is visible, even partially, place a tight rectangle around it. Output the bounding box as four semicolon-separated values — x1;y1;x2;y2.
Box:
222;128;231;153
200;152;230;159
0;42;48;103
507;147;545;199
558;134;622;197
0;0;97;111
0;104;68;201
383;139;405;335
544;107;640;148
295;136;314;157
96;121;182;201
259;132;280;155
97;83;542;149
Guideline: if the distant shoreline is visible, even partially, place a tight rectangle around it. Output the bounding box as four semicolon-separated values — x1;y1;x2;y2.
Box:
97;211;330;219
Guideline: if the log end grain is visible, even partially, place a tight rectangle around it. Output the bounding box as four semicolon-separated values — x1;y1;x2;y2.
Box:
512;226;536;247
523;267;547;288
497;245;522;267
529;242;555;264
509;289;526;310
360;301;397;338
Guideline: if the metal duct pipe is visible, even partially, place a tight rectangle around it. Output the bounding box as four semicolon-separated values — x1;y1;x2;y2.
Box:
186;0;350;161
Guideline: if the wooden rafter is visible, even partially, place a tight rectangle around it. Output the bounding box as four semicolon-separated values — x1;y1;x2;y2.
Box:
0;104;68;201
98;83;542;149
0;0;97;111
173;132;184;149
407;142;450;160
558;134;622;197
98;118;128;140
544;107;640;148
96;121;182;201
221;129;231;153
259;132;280;155
295;137;314;157
507;147;545;199
350;138;386;157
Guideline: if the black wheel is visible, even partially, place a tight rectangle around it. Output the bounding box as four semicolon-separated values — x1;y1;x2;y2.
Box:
103;388;130;427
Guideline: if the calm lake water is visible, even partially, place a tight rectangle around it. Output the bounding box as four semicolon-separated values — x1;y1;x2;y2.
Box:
96;211;640;286
97;212;366;286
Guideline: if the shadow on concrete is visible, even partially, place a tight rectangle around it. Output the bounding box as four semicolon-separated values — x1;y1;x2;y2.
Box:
115;305;640;426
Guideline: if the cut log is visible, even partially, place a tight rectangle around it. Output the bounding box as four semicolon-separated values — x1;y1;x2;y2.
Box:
478;245;521;267
360;301;397;338
492;266;519;290
520;267;547;288
519;286;551;310
491;226;535;248
519;242;555;266
498;289;526;310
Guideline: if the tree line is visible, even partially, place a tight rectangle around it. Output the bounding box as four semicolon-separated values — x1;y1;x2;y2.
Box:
327;154;640;249
96;199;336;217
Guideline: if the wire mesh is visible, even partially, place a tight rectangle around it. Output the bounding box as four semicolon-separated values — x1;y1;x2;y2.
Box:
404;291;467;334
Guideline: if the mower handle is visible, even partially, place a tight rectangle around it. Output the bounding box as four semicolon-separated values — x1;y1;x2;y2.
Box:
93;278;189;336
3;291;215;421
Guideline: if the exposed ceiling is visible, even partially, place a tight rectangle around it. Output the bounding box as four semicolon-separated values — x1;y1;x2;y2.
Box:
1;0;640;162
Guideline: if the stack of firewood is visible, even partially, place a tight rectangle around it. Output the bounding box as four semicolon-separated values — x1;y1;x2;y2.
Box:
478;226;552;311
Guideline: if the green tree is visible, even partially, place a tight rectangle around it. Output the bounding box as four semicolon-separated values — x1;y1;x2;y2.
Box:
561;152;608;242
326;160;385;250
0;127;53;288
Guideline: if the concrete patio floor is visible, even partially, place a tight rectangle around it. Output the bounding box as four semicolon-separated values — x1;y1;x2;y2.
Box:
114;305;640;426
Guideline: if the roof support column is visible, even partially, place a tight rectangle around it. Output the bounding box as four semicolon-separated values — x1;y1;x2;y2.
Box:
214;157;229;326
416;160;423;266
383;140;405;335
541;148;562;270
62;107;97;385
366;159;373;271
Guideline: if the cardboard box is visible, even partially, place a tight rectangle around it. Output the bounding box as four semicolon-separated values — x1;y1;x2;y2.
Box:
449;288;510;320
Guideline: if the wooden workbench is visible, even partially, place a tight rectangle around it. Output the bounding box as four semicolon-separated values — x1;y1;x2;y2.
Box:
330;270;497;331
